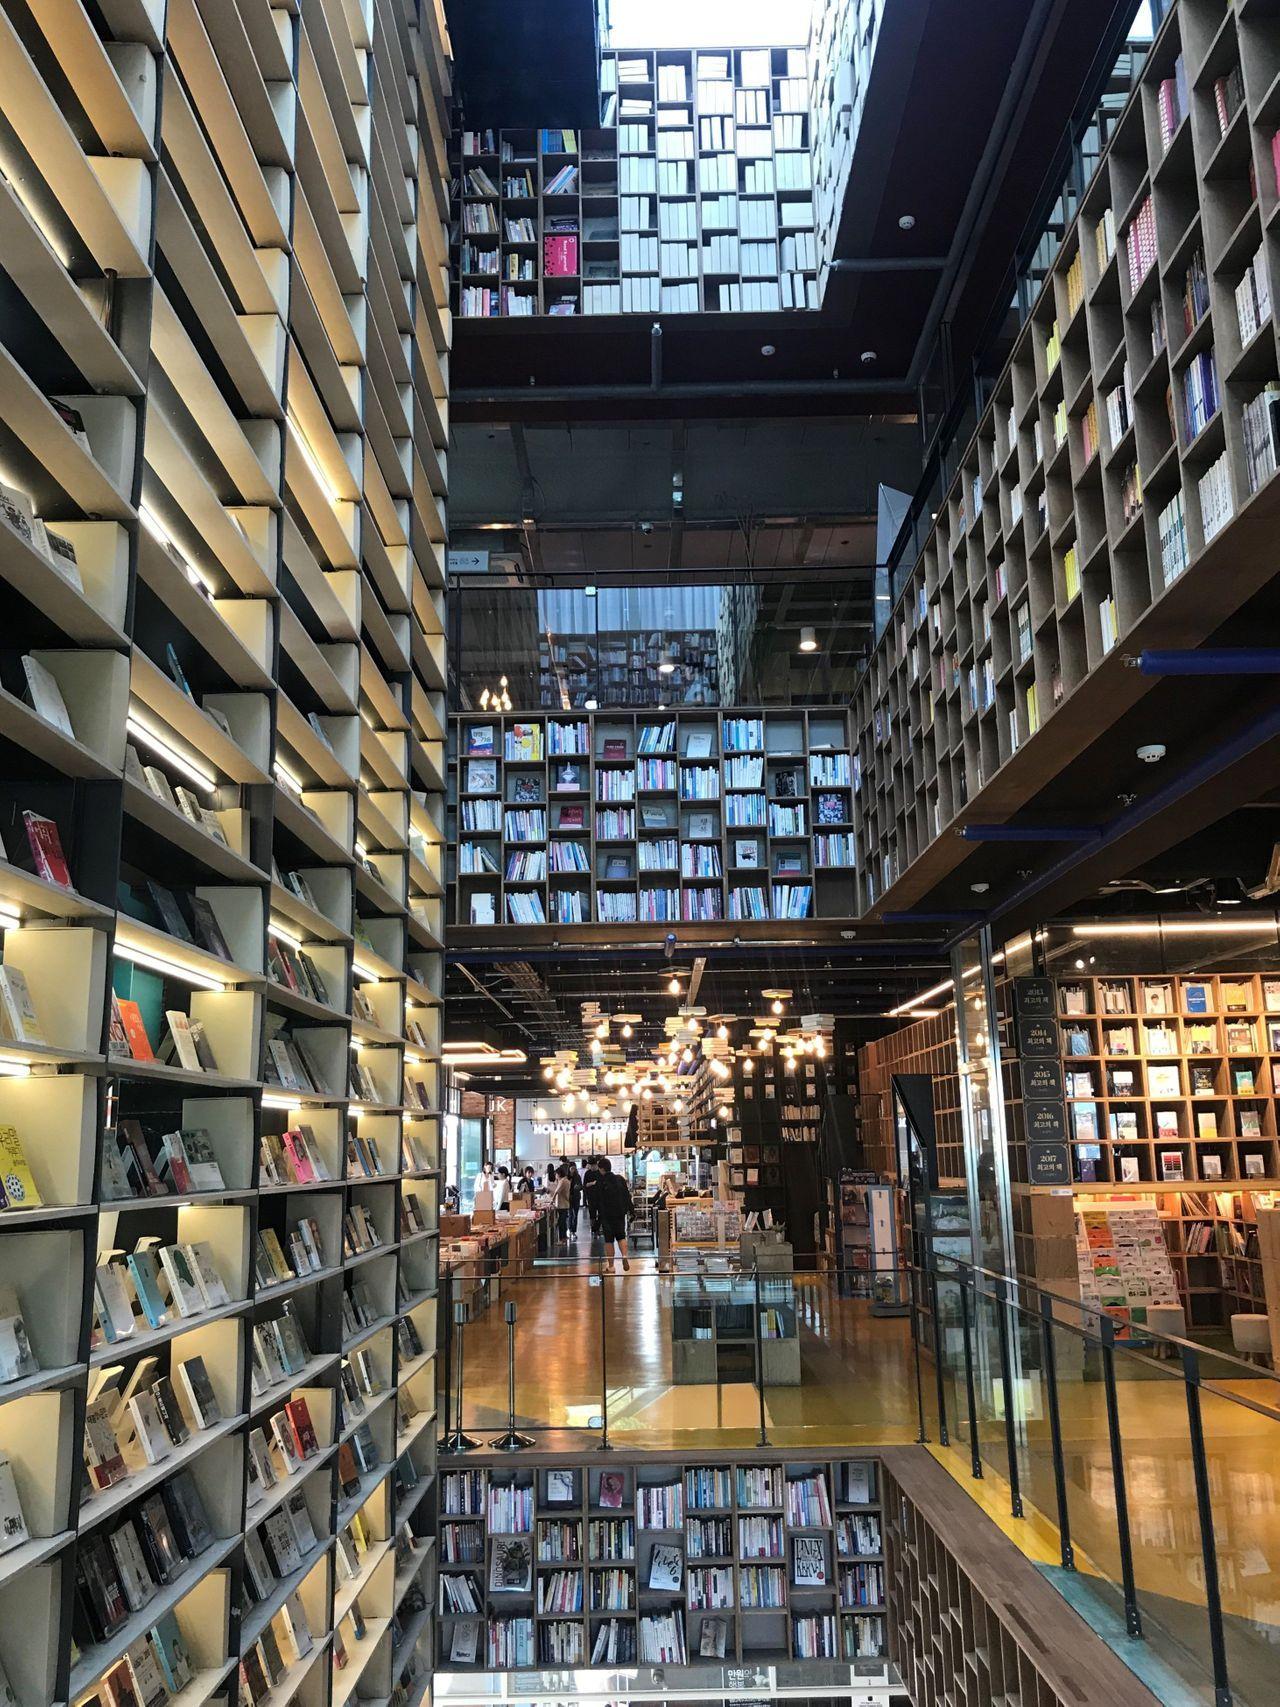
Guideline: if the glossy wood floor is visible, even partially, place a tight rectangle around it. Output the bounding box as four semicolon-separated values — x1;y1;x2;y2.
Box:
444;1251;921;1448
442;1241;1280;1702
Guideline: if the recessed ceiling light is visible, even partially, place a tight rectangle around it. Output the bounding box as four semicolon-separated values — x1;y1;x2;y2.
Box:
971;882;990;894
584;697;598;710
761;344;776;356
860;350;877;364
898;213;916;230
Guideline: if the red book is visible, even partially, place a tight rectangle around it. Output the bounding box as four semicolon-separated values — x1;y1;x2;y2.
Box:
285;1395;319;1458
23;809;72;889
543;234;578;277
115;998;155;1061
559;806;584;829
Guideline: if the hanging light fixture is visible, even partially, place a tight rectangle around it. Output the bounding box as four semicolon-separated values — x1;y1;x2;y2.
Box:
478;674;512;712
799;626;818;652
658;644;676;675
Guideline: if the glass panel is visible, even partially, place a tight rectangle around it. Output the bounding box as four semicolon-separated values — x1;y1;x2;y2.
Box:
1113;1350;1218;1704
453;577;873;711
1199;1379;1280;1706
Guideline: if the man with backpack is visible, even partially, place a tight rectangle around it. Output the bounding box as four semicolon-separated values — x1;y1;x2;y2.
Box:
596;1156;632;1271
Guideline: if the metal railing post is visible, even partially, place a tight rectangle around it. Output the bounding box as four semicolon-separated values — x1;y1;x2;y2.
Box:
752;1262;768;1448
993;1275;1024;1519
597;1266;611;1451
1180;1346;1233;1707
959;1269;983;1480
927;1263;950;1447
908;1264;928;1444
1038;1291;1074;1569
1099;1316;1142;1637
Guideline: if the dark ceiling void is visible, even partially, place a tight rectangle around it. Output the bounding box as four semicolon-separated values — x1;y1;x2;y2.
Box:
445;0;604;128
446;0;1143;417
875;578;1280;943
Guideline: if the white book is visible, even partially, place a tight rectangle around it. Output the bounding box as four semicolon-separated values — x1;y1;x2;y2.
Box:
184;1241;230;1308
127;1390;172;1465
166;1011;203;1072
21;656;74;739
0;966;44;1044
0;1454;28;1556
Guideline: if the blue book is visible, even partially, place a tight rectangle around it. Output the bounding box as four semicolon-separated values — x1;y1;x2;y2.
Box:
1185;983;1208;1014
126;1250;169;1330
149;1611;194;1692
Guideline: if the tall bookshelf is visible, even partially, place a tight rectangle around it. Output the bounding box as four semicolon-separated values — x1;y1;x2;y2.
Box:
438;1454;885;1670
450;708;857;930
453;44;817;317
0;3;449;1706
853;0;1280;916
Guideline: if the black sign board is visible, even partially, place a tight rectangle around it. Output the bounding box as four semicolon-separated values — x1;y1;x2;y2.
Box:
1027;1142;1072;1186
1021;1057;1064;1101
1017;1015;1060;1058
1024;1099;1068;1144
1014;977;1055;1017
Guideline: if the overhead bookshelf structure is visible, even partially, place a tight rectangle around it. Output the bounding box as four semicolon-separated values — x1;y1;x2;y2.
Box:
449;709;858;932
452;45;817;317
0;2;450;1705
852;0;1280;916
437;1454;885;1670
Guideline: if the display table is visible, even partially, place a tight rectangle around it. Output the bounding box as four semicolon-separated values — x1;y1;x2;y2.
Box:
657;1198;745;1264
439;1207;551;1317
669;1249;801;1386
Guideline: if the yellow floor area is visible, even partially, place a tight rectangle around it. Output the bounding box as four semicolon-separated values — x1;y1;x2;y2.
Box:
447;1260;921;1446
444;1257;1280;1659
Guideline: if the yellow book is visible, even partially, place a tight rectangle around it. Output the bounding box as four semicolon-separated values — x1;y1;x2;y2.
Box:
1063;546;1080;603
1026;683;1040;736
0;1126;43;1210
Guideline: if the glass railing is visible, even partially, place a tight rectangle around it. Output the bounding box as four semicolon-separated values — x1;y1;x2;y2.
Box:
437;1250;1280;1704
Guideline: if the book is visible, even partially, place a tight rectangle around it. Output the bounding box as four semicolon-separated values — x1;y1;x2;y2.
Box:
127;1391;172;1465
84;1399;128;1490
0;1454;28;1556
0;1125;41;1210
116;999;155;1061
647;1542;683;1590
158;1245;203;1316
177;1356;220;1427
22;810;72;888
185;1241;230;1308
166;1011;202;1073
149;1611;195;1693
21;655;74;737
109;1520;156;1612
95;1262;137;1342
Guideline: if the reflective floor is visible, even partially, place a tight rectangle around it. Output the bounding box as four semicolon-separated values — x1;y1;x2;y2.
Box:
441;1238;1280;1706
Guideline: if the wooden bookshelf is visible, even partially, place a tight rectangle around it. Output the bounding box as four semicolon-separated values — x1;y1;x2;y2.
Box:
882;1449;1160;1707
1026;972;1280;1188
450;707;857;931
453;44;817;318
853;0;1280;917
437;1452;885;1670
0;3;449;1705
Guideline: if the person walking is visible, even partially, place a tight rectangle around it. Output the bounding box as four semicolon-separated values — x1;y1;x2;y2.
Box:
582;1157;602;1238
596;1157;632;1270
566;1159;583;1238
550;1164;572;1243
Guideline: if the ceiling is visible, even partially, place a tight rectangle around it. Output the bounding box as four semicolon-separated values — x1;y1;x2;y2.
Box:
446;940;949;1097
448;0;1143;417
445;0;605;128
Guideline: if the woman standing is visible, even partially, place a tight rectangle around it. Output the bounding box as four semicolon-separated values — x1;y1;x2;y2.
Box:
581;1157;602;1237
550;1165;572;1243
566;1160;583;1238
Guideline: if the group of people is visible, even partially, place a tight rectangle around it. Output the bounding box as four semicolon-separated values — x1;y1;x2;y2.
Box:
471;1156;635;1267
